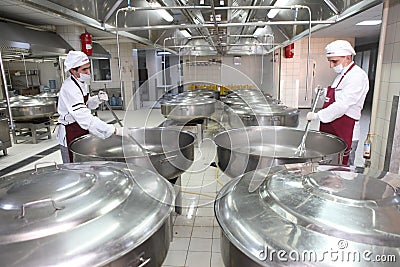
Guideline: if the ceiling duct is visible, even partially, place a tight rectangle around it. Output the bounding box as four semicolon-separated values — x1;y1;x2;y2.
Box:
0;21;73;58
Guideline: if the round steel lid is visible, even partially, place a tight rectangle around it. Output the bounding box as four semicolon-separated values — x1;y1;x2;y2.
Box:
215;163;400;266
0;161;174;266
162;97;216;105
231;105;299;116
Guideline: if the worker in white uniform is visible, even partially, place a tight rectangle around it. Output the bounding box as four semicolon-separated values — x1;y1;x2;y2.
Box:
57;51;125;163
307;40;369;165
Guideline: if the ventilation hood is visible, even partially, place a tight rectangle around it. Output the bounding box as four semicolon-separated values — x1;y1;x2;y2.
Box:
91;42;112;59
0;0;383;56
0;21;73;58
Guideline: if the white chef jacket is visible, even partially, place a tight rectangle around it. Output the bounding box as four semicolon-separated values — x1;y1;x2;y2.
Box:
317;62;369;134
56;76;114;147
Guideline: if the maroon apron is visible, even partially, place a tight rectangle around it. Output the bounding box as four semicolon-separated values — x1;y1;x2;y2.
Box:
319;63;356;165
65;77;89;162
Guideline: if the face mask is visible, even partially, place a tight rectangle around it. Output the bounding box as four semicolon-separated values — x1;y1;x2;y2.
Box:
333;64;344;74
78;73;91;83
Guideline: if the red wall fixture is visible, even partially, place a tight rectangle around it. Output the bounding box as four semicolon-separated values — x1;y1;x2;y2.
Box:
80;31;93;56
284;43;294;58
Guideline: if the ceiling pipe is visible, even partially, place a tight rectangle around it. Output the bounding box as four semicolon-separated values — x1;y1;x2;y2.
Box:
0;16;55;32
234;0;259;46
209;0;223;54
172;0;217;55
103;0;124;23
110;20;333;31
323;0;340;15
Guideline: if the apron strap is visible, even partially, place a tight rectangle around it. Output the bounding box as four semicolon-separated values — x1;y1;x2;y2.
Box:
335;62;356;88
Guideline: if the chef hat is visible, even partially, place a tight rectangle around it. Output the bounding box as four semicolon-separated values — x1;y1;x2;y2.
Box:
64;51;90;72
325;40;356;57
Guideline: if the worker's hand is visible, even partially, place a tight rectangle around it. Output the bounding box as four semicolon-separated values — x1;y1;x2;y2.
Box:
98;91;109;102
114;127;129;137
307;112;319;121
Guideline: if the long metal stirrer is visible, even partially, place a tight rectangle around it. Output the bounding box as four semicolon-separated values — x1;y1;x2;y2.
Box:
295;87;322;156
103;101;153;155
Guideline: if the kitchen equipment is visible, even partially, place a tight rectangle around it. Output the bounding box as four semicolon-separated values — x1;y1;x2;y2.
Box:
193;88;220;100
215;163;400;266
214;126;347;178
0;109;11;155
295;86;323;156
178;90;215;99
228;105;300;128
160;97;216;122
35;92;58;102
0;161;175;267
70;127;196;180
0;95;56;121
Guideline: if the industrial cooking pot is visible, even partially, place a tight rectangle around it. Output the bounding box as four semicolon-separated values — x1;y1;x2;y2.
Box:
178;90;215;99
35;92;58;102
193;88;220;100
70;127;196;180
215;163;400;266
214;126;347;178
228;105;300;128
160;97;216;122
0;161;175;267
0;95;56;121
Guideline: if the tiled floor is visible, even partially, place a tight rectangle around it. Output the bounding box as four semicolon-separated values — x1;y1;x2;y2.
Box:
0;105;370;267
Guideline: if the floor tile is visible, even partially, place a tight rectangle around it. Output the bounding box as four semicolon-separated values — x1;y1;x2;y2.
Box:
169;237;190;251
196;207;215;217
191;226;213;238
194;216;215;227
213;227;221;239
163;250;188;266
211;252;224;267
173;226;193;238
211;238;221;253
186;251;212;267
174;215;195;227
189;237;212;252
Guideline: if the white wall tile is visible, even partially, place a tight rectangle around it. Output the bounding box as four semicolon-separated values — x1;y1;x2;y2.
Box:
388;82;400;100
375;117;385;138
385;23;396;44
379;82;389;101
381;63;391;82
377;99;387;119
395;22;400;43
390;63;400;82
385;99;394;121
383;43;394;64
393;42;400;63
388;0;400;24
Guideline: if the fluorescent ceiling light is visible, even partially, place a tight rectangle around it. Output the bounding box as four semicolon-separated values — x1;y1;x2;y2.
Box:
267;0;288;19
148;1;174;22
157;51;171;55
180;29;191;38
356;20;382;26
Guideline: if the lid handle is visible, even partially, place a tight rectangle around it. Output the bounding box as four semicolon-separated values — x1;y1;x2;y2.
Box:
18;198;65;219
138;257;151;267
33;162;59;173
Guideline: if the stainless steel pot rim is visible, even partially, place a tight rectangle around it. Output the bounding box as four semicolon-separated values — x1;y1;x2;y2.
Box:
0;161;175;266
215;164;400;265
229;106;299;116
214;126;346;159
161;98;216;105
71;127;196;159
